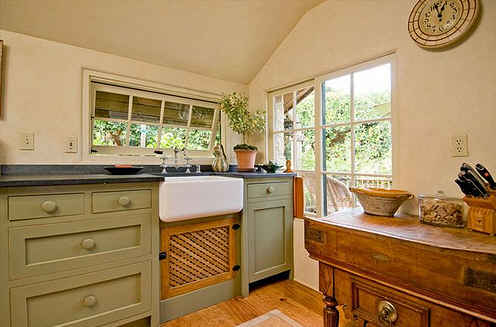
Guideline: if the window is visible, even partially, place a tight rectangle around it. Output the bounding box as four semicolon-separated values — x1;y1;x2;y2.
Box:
90;82;220;156
270;56;394;216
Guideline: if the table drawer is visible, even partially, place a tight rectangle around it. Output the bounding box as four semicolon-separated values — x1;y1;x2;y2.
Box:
11;261;151;327
351;277;430;327
9;213;151;279
8;193;84;221
92;190;151;213
247;181;291;200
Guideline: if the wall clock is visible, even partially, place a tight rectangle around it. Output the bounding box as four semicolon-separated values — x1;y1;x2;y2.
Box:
408;0;480;49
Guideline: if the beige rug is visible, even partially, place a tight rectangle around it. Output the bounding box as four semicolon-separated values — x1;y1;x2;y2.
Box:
237;310;303;327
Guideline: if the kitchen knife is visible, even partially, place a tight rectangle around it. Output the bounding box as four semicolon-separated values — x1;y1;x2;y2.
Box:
458;172;483;197
461;170;489;197
475;163;496;190
460;163;487;188
455;178;473;196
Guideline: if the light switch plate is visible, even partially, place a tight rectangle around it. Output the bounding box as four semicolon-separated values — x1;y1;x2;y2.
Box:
65;136;78;153
451;134;468;157
18;132;35;150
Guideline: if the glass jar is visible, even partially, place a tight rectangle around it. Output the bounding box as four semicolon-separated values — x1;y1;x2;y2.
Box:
418;192;465;228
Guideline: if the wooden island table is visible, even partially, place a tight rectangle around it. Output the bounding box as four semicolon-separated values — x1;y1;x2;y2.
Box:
304;209;496;327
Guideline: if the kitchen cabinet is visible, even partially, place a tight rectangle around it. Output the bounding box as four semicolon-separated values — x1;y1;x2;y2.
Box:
241;177;294;296
0;182;160;327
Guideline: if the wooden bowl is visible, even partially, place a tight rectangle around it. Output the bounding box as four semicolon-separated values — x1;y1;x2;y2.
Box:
349;188;414;217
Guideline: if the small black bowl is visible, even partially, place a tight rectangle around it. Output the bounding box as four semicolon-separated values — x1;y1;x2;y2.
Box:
104;166;144;175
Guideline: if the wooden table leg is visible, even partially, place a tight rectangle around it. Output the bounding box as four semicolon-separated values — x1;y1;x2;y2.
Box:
323;296;339;327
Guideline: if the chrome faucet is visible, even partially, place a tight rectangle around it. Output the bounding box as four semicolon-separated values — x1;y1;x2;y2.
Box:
182;149;192;173
154;150;168;174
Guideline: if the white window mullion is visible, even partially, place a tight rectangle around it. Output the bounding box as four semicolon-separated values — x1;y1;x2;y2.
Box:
125;95;133;146
350;73;356;188
155;99;166;151
314;80;323;216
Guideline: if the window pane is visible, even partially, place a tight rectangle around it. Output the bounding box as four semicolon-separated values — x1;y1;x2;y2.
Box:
95;91;129;120
294;129;315;171
274;92;295;131
355;121;392;174
131;97;161;123
355;175;393;189
163;101;189;126
129;124;159;148
300;172;318;214
191;106;215;128
354;63;391;121
294;87;315;128
160;127;187;149
324;174;354;215
323;75;351;124
323;126;351;173
274;133;293;165
187;130;212;151
92;120;127;146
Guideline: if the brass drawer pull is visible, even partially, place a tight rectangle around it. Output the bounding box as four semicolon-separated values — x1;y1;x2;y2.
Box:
266;186;275;194
81;238;96;250
40;200;58;213
378;300;398;325
118;196;131;207
372;253;390;263
81;295;97;307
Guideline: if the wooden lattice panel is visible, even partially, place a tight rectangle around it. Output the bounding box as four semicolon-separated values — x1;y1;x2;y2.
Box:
161;217;236;299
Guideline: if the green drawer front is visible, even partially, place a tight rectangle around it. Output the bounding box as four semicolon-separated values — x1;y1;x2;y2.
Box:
8;193;84;221
92;190;152;213
9;213;151;279
11;261;151;327
247;182;291;200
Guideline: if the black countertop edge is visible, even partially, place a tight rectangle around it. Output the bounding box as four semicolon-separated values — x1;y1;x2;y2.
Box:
0;174;164;187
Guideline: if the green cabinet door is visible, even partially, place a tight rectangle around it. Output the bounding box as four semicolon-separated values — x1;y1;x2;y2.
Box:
247;198;293;283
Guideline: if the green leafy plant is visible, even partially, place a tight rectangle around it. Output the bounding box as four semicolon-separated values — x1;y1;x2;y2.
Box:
219;92;265;148
233;143;258;151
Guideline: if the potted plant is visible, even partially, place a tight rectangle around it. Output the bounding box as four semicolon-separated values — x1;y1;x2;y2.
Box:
219;93;265;171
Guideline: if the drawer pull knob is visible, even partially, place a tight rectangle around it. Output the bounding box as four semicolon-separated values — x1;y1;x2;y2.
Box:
118;196;131;207
82;295;97;307
41;201;57;213
266;186;274;194
378;300;398;325
81;238;96;250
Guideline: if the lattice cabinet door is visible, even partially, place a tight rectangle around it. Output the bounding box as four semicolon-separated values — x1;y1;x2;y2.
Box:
160;217;237;299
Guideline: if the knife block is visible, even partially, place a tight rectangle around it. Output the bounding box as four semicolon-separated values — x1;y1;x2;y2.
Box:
463;190;496;235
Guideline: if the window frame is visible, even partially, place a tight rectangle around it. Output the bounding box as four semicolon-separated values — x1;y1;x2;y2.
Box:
268;54;397;216
82;69;224;162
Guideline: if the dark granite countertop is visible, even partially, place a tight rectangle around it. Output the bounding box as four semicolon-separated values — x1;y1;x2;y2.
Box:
0;165;296;187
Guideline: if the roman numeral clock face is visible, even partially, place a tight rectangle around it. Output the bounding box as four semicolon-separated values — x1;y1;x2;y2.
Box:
408;0;479;49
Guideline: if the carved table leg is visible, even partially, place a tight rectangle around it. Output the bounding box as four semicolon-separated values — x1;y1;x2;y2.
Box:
323;296;339;327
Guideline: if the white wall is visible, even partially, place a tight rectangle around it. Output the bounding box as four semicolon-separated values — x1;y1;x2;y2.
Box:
249;0;496;289
0;30;247;164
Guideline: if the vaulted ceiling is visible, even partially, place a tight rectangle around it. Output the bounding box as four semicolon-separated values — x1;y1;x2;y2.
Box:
0;0;326;84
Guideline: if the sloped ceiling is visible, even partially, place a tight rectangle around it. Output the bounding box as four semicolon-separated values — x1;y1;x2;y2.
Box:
0;0;326;84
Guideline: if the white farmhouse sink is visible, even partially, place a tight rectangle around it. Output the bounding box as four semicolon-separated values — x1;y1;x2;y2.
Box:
159;176;243;222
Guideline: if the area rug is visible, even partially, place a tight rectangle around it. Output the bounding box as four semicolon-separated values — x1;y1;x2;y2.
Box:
236;310;303;327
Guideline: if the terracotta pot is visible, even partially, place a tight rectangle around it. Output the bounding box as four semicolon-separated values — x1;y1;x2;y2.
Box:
234;150;257;171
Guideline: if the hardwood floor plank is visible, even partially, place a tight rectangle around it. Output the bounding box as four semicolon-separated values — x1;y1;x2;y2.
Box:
161;280;323;327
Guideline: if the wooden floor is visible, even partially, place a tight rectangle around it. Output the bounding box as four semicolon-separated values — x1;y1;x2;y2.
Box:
161;279;323;327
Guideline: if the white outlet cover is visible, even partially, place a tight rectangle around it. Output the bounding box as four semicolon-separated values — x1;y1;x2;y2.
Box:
18;132;35;150
451;134;468;157
65;136;78;153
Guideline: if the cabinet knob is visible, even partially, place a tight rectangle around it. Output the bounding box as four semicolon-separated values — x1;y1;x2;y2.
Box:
378;300;398;325
81;238;96;250
118;196;131;207
82;295;97;307
266;186;274;194
40;200;57;213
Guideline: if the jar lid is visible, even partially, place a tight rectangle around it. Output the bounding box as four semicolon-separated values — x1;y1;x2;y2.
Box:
418;191;460;201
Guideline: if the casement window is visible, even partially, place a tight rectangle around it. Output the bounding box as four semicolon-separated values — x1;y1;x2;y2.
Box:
269;55;394;216
89;82;221;157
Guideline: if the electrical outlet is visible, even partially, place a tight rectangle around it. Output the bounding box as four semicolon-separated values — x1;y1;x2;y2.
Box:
18;132;35;150
65;136;78;153
451;134;468;157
